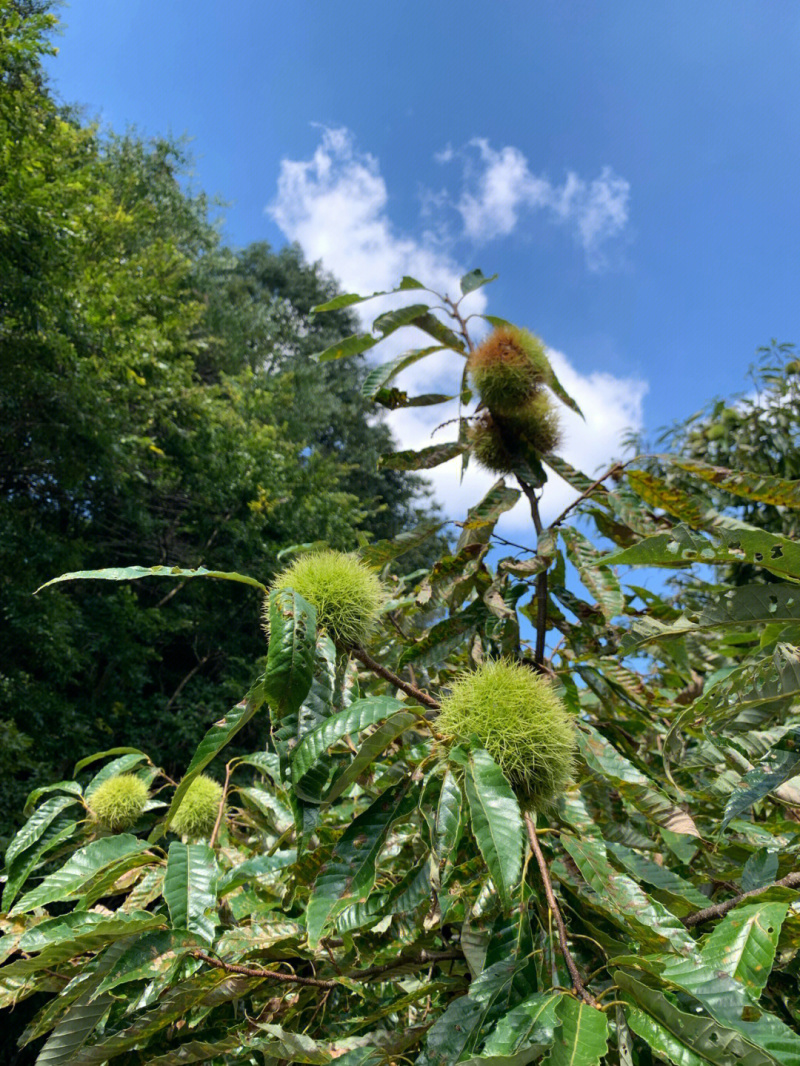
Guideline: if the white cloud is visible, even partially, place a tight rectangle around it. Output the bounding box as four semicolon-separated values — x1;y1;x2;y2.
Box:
267;126;645;539
448;139;630;270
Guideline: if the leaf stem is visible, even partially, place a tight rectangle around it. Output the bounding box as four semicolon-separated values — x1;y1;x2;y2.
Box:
352;646;440;710
517;479;548;671
524;811;597;1007
209;762;232;849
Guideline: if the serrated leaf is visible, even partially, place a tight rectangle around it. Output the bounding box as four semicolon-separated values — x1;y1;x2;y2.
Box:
463;747;523;911
543;997;608;1066
216;850;296;895
291;695;405;802
325;709;420;803
672;457;800;509
23;780;83;816
700;900;788;999
163;842;218;944
379;440;468;471
373;302;431;336
359;520;445;567
606;521;800;582
618;970;770;1066
723;729;800;830
457;480;521;551
434;770;465;871
627;469;711;526
33;937;135;1066
578;724;700;838
10;835;151;915
3;815;79;911
657;950;800;1064
35;564;266;595
673;643;800;736
305;777;418;947
742;848;779;892
477;992;561;1064
606;842;709;910
263;588;316;719
360;346;445;399
561;527;624;620
2;911;166;979
89;929;202;999
408;311;465;351
73;747;149;774
547;365;584;419
311;276;426;314
156;677;266;838
5;794;82;869
315;332;379;362
559;834;696;953
84;752;150;797
460;269;498;295
398;599;486;667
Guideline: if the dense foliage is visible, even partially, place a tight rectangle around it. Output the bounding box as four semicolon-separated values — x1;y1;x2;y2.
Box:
0;1;436;833
4;256;800;1066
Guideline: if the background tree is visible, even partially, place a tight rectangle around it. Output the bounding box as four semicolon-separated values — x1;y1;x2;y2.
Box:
0;1;438;836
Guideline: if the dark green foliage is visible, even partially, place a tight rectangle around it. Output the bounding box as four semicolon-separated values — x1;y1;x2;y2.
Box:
0;3;437;836
4;8;800;1066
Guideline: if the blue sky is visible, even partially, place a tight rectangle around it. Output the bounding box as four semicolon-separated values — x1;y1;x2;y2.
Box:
45;0;800;531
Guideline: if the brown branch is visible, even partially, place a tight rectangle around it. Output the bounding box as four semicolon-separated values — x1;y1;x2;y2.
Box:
524;812;597;1006
353;948;463;981
191;950;338;989
683;871;800;928
209;762;232;849
352;646;440;710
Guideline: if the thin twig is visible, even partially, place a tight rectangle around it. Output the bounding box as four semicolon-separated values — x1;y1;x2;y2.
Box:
166;654;211;711
352;646;440;710
524;812;597;1006
191;950;337;989
209;762;232;849
683;871;800;928
352;949;463;981
547;461;628;531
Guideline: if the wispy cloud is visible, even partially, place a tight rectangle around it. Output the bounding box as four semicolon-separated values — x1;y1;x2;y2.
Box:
267;126;644;534
445;138;631;270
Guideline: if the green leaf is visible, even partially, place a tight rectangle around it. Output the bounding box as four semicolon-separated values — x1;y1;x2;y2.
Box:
672;457;800;509
84;752;150;797
3;815;79;911
559;834;696;953
398;599;486;667
373;302;432;336
407;310;465;351
216;850;296;895
5;794;82;869
35;564;266;595
305;777;418;947
478;992;561;1064
325;709;421;803
263;588;316;719
742;848;779;892
723;730;800;830
543;997;608;1066
23;780;83;816
547;365;584;419
378;440;468;471
314;332;379;362
89;929;203;999
700;900;789;999
606;842;709;910
463;746;524;910
10;835;151;915
627;469;711;526
561;527;624;620
434;770;465;872
361;346;446;400
311;276;426;314
672;643;800;737
73;747;150;774
156;677;266;839
605;521;800;582
163;842;219;944
618;970;770;1066
460;269;498;295
2;911;166;978
291;695;406;802
577;724;700;838
656;950;800;1064
457;480;522;551
359;520;445;567
33;938;136;1066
